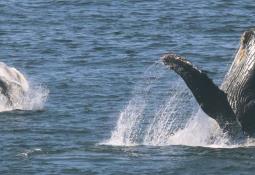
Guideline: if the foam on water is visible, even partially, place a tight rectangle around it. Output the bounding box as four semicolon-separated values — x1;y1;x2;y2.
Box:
17;148;43;158
0;62;48;112
104;63;255;148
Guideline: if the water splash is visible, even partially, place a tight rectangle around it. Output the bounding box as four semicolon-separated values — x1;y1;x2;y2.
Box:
17;148;43;158
104;62;255;148
155;110;229;147
0;62;48;112
11;82;49;111
106;96;146;146
104;62;164;146
143;81;192;145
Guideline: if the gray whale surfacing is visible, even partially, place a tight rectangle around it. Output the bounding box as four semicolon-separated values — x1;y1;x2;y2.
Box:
162;29;255;137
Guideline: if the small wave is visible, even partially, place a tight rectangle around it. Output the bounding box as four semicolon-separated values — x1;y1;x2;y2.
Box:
17;148;43;158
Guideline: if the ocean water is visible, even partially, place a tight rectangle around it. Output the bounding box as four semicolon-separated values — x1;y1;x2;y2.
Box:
1;0;255;174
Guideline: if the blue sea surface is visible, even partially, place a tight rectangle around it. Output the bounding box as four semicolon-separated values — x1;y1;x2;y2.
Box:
1;0;255;174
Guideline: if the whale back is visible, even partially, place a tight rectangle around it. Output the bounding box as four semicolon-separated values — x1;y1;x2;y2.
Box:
221;29;255;134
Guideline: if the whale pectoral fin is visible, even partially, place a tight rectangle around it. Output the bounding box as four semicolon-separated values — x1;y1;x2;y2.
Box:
161;53;237;129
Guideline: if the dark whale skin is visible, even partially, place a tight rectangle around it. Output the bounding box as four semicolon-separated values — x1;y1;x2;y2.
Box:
162;29;255;136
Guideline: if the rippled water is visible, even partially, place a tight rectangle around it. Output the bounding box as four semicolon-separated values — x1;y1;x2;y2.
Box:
1;0;255;174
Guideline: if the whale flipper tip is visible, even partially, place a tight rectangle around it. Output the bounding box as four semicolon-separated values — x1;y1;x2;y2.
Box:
161;53;194;71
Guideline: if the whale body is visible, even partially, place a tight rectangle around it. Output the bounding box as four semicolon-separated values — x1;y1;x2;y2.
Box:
0;62;29;107
162;29;255;136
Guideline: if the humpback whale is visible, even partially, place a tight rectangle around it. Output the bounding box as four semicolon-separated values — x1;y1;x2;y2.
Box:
162;29;255;136
0;62;29;107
